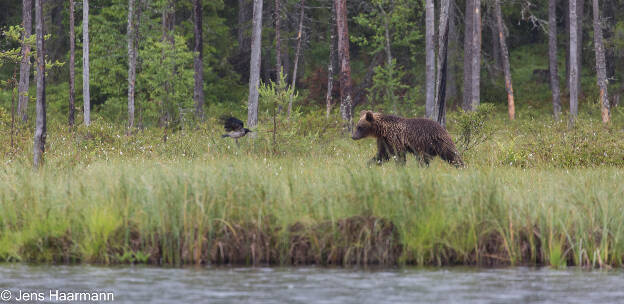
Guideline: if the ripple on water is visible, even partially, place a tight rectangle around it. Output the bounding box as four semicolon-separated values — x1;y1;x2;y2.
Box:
0;265;623;304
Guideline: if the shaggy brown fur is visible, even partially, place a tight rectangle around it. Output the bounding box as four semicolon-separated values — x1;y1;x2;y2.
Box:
352;110;464;167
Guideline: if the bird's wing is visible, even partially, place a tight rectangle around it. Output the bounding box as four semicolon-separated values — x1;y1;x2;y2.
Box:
220;115;244;132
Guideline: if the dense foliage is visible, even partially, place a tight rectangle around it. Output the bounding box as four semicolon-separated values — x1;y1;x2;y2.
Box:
2;0;624;126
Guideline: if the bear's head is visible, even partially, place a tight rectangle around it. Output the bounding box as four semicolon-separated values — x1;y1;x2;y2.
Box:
352;110;376;140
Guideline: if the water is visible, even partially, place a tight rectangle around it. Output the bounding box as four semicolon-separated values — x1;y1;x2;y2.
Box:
1;264;623;303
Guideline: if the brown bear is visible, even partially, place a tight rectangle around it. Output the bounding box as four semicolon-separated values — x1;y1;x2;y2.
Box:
351;110;464;167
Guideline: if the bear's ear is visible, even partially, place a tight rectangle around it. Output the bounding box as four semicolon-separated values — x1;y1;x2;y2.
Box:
365;111;374;122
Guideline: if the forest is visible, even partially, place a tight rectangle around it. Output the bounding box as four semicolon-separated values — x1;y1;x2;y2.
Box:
1;0;624;267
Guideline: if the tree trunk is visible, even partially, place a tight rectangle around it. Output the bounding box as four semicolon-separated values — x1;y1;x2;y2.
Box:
247;0;263;129
564;0;570;87
425;0;435;118
434;0;450;127
69;0;75;127
569;0;579;124
447;3;458;107
549;0;561;119
18;0;32;123
160;0;175;129
83;0;90;126
493;0;514;120
193;0;205;119
33;0;46;168
274;0;281;77
576;0;584;98
335;0;353;128
128;0;136;128
288;0;305;118
462;0;474;111
592;0;609;123
326;0;336;118
470;0;482;110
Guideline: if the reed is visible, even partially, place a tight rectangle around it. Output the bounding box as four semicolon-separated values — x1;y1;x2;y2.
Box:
1;157;623;267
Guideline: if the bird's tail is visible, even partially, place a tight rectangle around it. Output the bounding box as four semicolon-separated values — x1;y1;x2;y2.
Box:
221;134;229;138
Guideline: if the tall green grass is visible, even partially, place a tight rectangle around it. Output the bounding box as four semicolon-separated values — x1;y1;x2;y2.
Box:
1;157;623;267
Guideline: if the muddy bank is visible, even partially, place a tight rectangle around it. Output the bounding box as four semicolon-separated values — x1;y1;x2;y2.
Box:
14;215;603;268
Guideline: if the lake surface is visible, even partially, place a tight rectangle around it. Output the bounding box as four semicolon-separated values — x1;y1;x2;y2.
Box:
0;264;622;303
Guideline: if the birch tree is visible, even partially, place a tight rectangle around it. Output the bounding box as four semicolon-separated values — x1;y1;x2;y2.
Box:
549;0;561;119
569;0;579;124
128;0;137;128
592;0;609;123
462;0;474;111
33;0;45;168
247;0;263;129
83;0;91;126
69;0;76;126
335;0;353;128
470;0;482;110
325;0;336;118
575;0;584;97
18;0;32;123
425;0;435;118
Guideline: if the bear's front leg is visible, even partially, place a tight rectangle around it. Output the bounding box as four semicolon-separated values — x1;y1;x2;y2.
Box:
368;139;391;166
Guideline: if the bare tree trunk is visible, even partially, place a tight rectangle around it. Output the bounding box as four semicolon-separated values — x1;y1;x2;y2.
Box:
128;0;136;128
288;0;305;118
136;0;144;129
470;0;482;110
69;0;75;127
274;0;281;76
592;0;609;123
549;0;561;119
33;0;45;168
564;0;570;88
247;0;263;129
160;0;175;130
447;3;458;107
83;0;90;126
576;0;584;98
335;0;353;128
325;0;336;118
569;0;578;124
193;0;204;119
493;0;514;120
462;0;474;111
18;0;32;123
434;0;450;127
425;0;436;118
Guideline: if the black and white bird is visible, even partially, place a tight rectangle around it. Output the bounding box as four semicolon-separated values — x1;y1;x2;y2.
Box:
220;116;252;144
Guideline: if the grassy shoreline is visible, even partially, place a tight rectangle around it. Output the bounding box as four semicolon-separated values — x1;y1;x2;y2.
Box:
2;105;624;267
1;159;623;268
